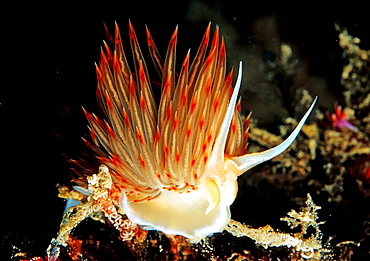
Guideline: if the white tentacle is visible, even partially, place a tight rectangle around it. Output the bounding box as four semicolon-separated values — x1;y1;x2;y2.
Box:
207;61;243;174
231;97;317;175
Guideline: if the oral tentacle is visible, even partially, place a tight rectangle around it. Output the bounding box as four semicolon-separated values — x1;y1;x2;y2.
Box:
231;96;317;175
207;62;243;175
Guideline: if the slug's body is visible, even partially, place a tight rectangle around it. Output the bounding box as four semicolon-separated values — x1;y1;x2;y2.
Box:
83;22;316;239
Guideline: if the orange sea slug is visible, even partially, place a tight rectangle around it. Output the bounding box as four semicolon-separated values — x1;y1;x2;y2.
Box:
82;22;317;239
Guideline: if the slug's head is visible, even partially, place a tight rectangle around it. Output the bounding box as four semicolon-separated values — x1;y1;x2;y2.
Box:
83;22;317;239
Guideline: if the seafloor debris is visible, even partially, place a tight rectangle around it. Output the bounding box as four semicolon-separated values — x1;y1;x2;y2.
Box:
49;168;330;260
242;25;370;259
47;166;140;261
336;24;370;113
226;194;330;259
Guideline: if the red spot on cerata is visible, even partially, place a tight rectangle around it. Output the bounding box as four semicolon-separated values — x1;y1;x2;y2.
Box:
190;96;197;113
163;76;171;96
203;155;208;164
140;93;146;111
202;143;207;153
164;143;169;155
207;132;212;143
212;96;220;112
123;109;130;126
175;152;180;163
155;127;161;142
166;103;173;121
186;126;191;139
173;112;178;130
136;128;144;144
231;121;237;134
205;78;212;96
191;157;196;166
139;155;145;168
199;115;205;130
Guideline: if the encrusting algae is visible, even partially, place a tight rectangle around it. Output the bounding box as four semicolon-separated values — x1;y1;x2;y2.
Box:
36;23;370;261
226;194;326;259
237;25;370;259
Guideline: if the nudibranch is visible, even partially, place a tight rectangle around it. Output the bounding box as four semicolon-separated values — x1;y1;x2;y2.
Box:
82;22;317;239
